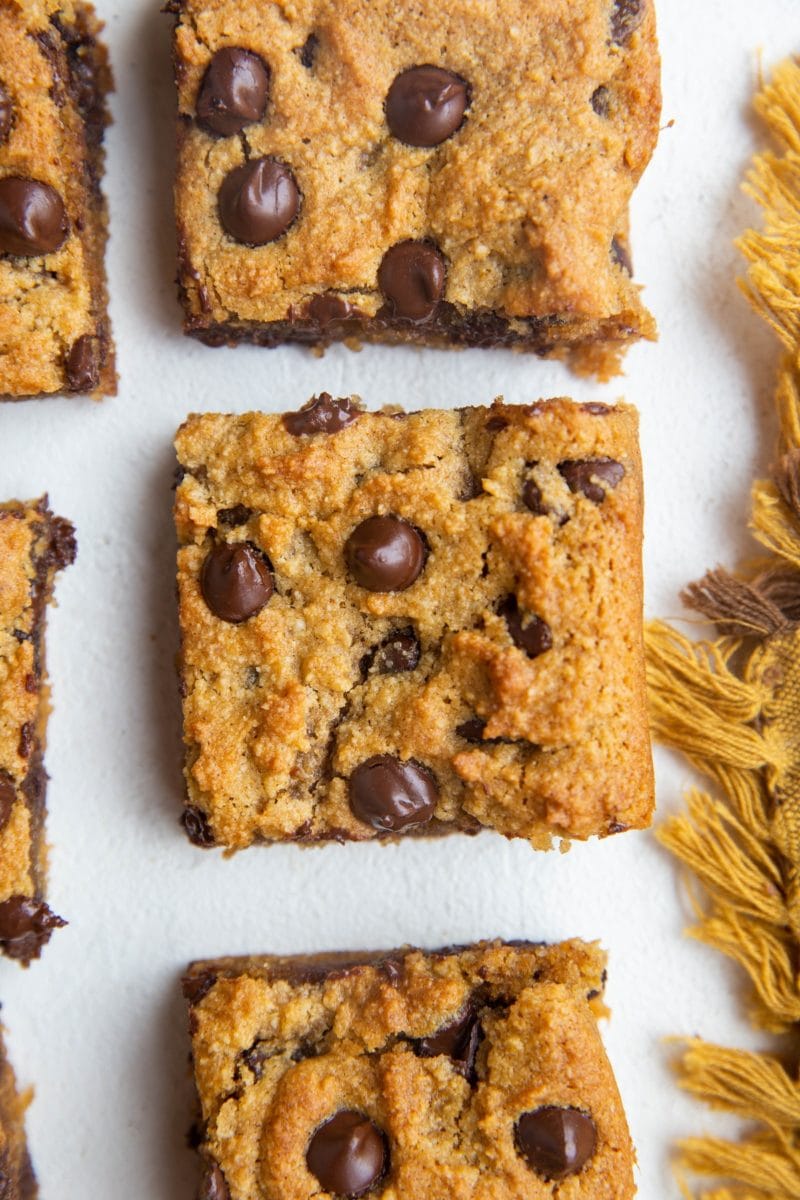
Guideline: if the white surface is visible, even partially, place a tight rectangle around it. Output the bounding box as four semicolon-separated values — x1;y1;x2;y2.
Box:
0;1;793;1196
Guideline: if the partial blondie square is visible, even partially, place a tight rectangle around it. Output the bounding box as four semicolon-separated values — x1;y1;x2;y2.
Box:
174;397;653;850
0;499;74;963
0;1027;36;1198
183;940;634;1200
170;0;660;376
0;1;115;399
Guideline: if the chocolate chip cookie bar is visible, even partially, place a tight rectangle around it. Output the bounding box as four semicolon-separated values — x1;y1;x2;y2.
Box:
183;940;634;1200
174;396;653;850
169;0;660;377
0;1;115;399
0;499;74;963
0;1029;36;1198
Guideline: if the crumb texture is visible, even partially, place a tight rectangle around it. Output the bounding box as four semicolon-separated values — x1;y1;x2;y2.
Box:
0;0;115;399
175;398;653;850
172;0;660;372
185;941;634;1200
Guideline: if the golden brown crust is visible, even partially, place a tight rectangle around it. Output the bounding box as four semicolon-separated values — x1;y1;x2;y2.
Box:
184;940;634;1200
174;397;654;850
0;1028;37;1198
0;497;74;961
0;1;116;399
171;0;660;375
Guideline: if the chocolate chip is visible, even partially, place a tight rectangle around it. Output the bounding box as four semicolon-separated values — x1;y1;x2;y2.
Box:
218;157;300;246
485;415;509;432
181;805;216;847
515;1107;597;1180
306;1111;387;1197
378;241;446;321
283;393;359;436
197;48;270;136
199;1162;230;1200
558;458;625;503
182;968;217;1005
385;65;469;147
298;33;318;69
608;820;629;834
65;334;99;392
17;723;33;759
0;896;66;962
416;1006;482;1079
0;772;14;833
522;478;547;516
49;516;77;568
345;516;426;592
307;293;354;324
581;402;613;415
501;597;552;659
366;628;421;674
0;177;68;256
349;755;438;832
201;542;274;623
591;85;610;117
456;718;486;743
611;236;632;275
0;82;13;143
217;505;252;527
611;0;645;44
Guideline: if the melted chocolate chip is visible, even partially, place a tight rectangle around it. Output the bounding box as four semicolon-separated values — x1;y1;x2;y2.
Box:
0;896;66;962
456;718;487;743
218;157;300;245
385;65;469;147
201;542;274;623
485;415;508;432
515;1107;597;1180
307;293;355;324
65;334;99;392
181;806;216;847
581;402;613;415
345;516;426;592
366;628;421;675
197;48;270;136
558;458;625;503
217;505;252;527
0;177;68;256
0;772;14;833
199;1162;230;1200
306;1111;387;1197
49;516;77;568
17;723;33;759
378;241;446;321
522;478;547;516
0;82;13;143
298;33;318;69
611;236;632;275
591;85;610;117
416;1006;482;1079
500;597;552;659
182;968;217;1005
283;393;359;436
349;755;438;832
611;0;645;44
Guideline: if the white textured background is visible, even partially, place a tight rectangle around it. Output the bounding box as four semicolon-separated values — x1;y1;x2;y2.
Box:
0;1;795;1195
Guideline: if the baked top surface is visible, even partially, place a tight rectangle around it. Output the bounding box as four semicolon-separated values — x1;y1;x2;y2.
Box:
0;498;73;961
185;940;634;1200
0;1;114;398
172;0;660;362
174;397;653;849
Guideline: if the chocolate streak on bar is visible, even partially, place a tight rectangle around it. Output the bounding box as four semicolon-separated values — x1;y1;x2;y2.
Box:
1;502;74;962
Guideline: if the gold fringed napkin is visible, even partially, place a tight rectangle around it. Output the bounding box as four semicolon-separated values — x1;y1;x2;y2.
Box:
646;58;800;1200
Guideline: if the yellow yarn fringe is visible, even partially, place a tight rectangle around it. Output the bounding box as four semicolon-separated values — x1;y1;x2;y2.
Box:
647;57;800;1197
